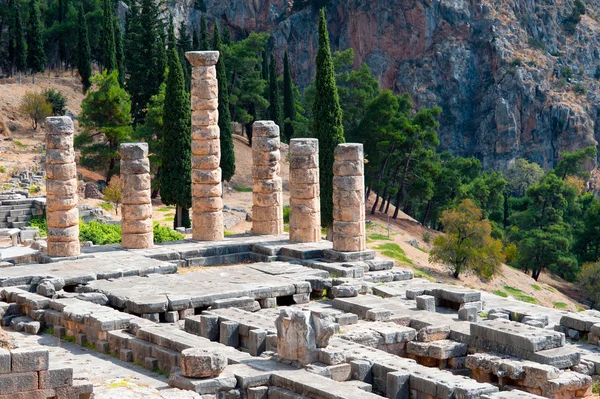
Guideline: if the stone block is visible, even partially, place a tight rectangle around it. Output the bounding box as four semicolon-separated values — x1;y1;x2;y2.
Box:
95;340;109;354
120;348;133;362
220;320;240;347
180;348;227;378
328;363;351;382
387;370;410;399
0;371;38;395
247;386;269;399
0;350;9;374
145;357;158;371
10;347;49;373
38;367;73;389
416;295;436;312
416;326;450;342
201;315;220;341
249;329;267;356
458;305;479;322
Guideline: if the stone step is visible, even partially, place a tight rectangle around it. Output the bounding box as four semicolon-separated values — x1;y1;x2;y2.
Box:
185;252;252;267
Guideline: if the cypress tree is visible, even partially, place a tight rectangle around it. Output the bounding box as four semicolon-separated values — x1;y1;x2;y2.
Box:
199;15;209;50
222;25;231;45
14;9;27;84
102;0;117;72
155;36;168;80
177;20;192;92
114;18;125;87
313;8;345;229
213;22;236;182
192;29;199;50
261;50;269;81
283;50;296;141
160;49;192;228
26;0;45;83
167;16;176;55
268;53;282;128
77;5;92;93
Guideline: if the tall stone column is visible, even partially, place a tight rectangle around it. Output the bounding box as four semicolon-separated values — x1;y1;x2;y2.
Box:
45;116;80;257
185;51;223;241
332;143;366;252
120;143;153;248
252;121;283;235
289;138;320;242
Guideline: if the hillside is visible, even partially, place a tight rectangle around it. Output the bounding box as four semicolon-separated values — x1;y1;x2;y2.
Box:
171;0;600;170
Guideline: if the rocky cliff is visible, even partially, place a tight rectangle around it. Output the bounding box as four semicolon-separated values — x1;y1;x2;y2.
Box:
171;0;600;170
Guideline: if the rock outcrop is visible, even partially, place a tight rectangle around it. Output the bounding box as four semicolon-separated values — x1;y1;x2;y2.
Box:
171;0;600;170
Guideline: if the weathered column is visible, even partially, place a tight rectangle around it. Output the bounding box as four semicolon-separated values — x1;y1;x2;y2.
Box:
45;116;80;257
252;121;283;235
185;51;223;241
289;138;320;242
332;143;366;252
120;143;153;248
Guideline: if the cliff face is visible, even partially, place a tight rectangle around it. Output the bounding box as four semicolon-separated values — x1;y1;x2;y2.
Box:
172;0;600;170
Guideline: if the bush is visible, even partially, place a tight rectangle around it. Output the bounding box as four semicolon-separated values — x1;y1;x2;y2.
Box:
283;205;290;224
79;221;122;245
19;91;52;130
573;83;587;95
564;0;585;34
28;216;47;237
528;38;545;50
0;166;6;173
153;223;184;243
422;231;431;244
503;243;518;263
44;89;67;116
561;66;574;80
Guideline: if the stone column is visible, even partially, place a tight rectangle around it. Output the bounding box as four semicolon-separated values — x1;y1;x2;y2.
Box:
120;143;153;248
185;51;223;241
289;138;320;242
252;121;283;235
45;116;80;257
332;143;366;252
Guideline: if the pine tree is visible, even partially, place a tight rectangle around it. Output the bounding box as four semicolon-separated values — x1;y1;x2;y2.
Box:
313;8;345;229
102;0;117;72
192;29;199;50
77;5;92;93
199;15;209;50
14;9;27;84
114;18;125;87
160;49;192;228
27;0;46;83
268;53;283;129
213;22;236;182
283;50;296;141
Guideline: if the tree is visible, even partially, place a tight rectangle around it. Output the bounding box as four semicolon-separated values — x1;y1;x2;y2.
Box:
76;71;134;180
159;49;192;228
77;5;92;93
44;89;67;116
313;8;345;229
27;0;46;83
104;175;122;215
578;261;600;308
504;158;544;197
222;25;231;45
192;29;199;50
19;91;52;130
199;15;209;50
555;146;597;181
283;50;296;142
114;18;125;87
101;0;116;73
429;199;503;279
213;22;236;182
177;20;192;92
268;53;283;128
13;9;27;84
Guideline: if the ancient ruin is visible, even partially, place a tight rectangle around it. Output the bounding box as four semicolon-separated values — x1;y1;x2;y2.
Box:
45;116;80;258
186;51;224;241
120;143;153;249
252;120;284;235
289;138;321;243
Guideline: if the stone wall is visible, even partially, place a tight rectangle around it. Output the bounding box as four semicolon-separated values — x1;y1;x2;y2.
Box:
45;116;79;258
0;198;45;229
120;143;153;249
289;138;320;243
186;51;224;241
251;121;283;235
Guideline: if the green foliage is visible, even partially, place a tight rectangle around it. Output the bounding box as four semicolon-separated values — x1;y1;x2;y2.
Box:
368;233;390;241
430;199;504;279
528;37;545;50
194;0;207;12
234;186;253;192
492;290;508;298
199;15;209;50
19;91;52;130
213;23;236;182
159;49;192;227
555;145;596;180
577;261;600;308
503;286;538;304
504;158;544;197
77;5;92;92
28;216;47;237
100;202;114;211
313;9;345;228
114;18;125;87
44;89;67;116
27;0;46;75
268;53;283;128
531;284;541;291
564;0;585;33
375;243;413;264
177;20;192;92
13;9;27;75
80;221;122;245
422;231;432;244
101;0;117;72
76;70;133;179
283;205;290;224
560;66;574;81
153;223;184;243
554;302;568;309
573;83;587;95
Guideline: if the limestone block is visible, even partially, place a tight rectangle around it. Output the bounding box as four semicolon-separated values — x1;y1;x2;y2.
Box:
253;120;280;137
122;204;153;220
333;221;366;236
192;168;222;184
46;115;74;134
46;179;78;197
333;160;364;177
191;97;219;111
45;148;75;164
190;80;218;100
416;326;451;342
46;208;79;229
192;154;220;170
252;206;283;222
180;348;227;378
311;312;340;348
333;176;364;191
192;125;220;140
274;308;317;365
190;66;217;80
289;168;320;185
192;109;219;126
121;218;153;234
47;226;79;242
332;236;365;252
252;150;281;166
47;241;80;257
289;209;320;227
45;163;76;180
193;197;224;213
290;183;319;199
193;212;224;241
185;51;220;67
193;183;222;198
121;143;149;160
253;137;280;152
333;206;364;223
192;138;220;156
46;133;74;151
253;178;282;194
122;173;151;191
120;158;150;174
253;192;283;207
290;154;318;169
252;220;284;235
252;164;280;180
46;197;78;212
10;347;49;372
122;188;152;205
334;143;364;161
289;227;321;243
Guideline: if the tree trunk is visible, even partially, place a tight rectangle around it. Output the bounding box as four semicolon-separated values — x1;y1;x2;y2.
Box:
176;205;183;228
532;269;541;281
370;190;380;215
422;200;432;226
383;194;392;214
18;71;22;84
453;269;459;279
366;181;372;200
378;185;388;212
384;163;402;214
151;167;161;199
32;72;35;84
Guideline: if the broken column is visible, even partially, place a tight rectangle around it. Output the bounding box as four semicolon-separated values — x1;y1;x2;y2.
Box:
120;143;153;249
185;51;223;241
289;138;320;242
45;116;80;257
332;143;366;252
252;121;283;235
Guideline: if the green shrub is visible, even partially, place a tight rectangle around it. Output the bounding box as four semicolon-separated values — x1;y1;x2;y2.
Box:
531;284;542;291
375;243;413;264
283;205;290;224
153;223;184;243
100;202;114;212
28;216;47;237
503;285;538;304
233;186;252;192
554;302;568;309
573;82;587;95
79;221;122;245
561;66;574;80
0;166;6;173
44;89;67;116
422;231;431;244
528;37;545;50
